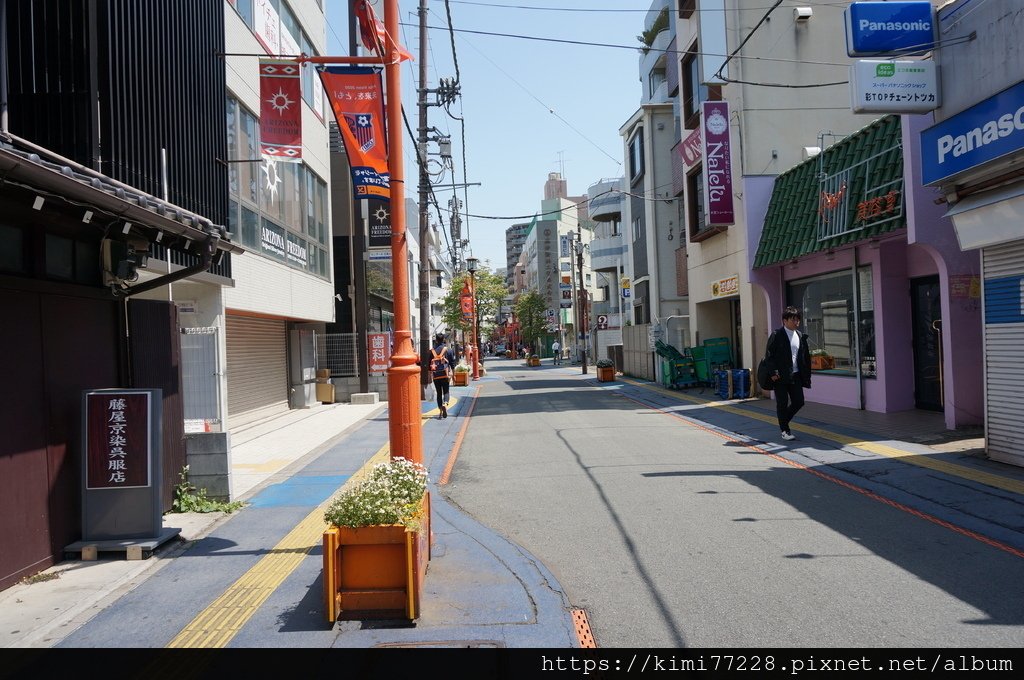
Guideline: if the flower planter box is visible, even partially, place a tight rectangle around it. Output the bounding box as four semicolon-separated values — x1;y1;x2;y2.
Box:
528;357;540;367
810;355;835;371
597;366;616;382
452;371;469;386
323;492;431;622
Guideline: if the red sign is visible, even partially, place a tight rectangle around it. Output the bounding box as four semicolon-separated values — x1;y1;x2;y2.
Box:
86;392;151;489
701;101;735;226
259;59;303;161
679;126;703;168
367;332;391;373
320;67;390;201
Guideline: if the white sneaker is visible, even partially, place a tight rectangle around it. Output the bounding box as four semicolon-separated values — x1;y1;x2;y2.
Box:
781;431;796;441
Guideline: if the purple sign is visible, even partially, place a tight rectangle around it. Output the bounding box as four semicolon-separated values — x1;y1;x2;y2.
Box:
701;101;735;226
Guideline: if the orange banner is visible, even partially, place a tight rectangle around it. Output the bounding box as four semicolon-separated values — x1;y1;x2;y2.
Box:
319;67;390;201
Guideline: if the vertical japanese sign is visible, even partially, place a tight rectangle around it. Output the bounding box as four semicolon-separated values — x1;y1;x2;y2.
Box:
259;59;303;161
85;392;152;489
319;67;390;201
367;332;391;373
701;101;735;226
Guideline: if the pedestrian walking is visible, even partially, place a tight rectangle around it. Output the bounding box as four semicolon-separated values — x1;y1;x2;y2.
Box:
429;333;456;418
763;306;812;441
551;339;561;364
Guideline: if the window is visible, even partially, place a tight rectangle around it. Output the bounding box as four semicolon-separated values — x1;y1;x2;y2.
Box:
628;130;645;180
649;67;666;99
682;45;707;129
0;223;25;273
687;167;705;237
787;268;876;377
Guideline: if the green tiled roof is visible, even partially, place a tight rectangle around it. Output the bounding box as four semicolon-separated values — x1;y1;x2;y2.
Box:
753;115;904;268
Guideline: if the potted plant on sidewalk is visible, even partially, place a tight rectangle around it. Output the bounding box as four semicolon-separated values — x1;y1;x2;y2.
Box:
452;363;471;386
529;353;541;367
596;358;616;382
810;349;834;371
322;457;430;623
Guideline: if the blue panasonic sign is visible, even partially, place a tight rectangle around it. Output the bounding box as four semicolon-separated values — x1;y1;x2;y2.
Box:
845;2;937;57
920;80;1024;186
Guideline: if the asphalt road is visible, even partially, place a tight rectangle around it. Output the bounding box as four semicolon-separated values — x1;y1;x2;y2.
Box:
441;359;1024;648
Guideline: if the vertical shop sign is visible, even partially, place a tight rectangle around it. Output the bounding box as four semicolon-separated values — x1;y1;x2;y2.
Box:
367;332;390;373
701;101;735;226
85;391;152;489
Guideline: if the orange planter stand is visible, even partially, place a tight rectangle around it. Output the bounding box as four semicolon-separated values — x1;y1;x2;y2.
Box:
597;366;616;382
452;371;469;386
323;492;431;623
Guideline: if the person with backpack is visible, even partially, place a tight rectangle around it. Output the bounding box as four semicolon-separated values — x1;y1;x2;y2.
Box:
429;333;456;418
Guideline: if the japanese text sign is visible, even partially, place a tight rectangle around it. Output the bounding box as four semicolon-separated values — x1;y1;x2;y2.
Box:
85;392;152;489
320;67;390;201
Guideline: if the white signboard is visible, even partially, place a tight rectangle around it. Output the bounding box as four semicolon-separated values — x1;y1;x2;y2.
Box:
850;60;939;113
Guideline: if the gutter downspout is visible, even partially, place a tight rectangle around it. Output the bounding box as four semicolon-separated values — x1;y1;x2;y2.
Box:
1;0;8;135
115;235;220;298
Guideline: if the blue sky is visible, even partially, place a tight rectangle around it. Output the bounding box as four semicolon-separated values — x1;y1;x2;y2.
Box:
325;0;646;273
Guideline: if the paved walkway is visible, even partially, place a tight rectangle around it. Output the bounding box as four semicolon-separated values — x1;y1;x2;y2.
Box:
1;363;1017;649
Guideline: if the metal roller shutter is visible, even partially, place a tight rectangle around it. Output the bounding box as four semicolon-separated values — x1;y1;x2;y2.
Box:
226;315;288;430
982;241;1024;466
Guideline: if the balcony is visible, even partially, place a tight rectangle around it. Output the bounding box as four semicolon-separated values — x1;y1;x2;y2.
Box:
588;178;624;222
590;236;625;272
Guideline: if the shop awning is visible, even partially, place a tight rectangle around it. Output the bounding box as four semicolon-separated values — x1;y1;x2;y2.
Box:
944;181;1024;250
753;115;905;269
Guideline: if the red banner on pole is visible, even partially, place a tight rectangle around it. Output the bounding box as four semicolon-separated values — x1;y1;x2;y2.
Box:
259;59;303;161
319;67;390;201
355;0;413;62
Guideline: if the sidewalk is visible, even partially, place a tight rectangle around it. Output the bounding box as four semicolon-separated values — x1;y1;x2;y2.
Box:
0;400;386;648
2;370;1021;648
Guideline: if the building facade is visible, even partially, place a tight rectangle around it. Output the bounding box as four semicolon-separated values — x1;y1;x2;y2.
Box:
919;0;1024;464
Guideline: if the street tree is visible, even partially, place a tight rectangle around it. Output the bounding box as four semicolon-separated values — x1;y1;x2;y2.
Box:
514;290;547;354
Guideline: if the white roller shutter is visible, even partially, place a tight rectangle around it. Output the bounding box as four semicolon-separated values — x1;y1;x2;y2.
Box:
982;241;1024;466
226;315;288;430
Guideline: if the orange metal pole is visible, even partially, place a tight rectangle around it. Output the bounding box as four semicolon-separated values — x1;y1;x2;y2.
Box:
383;0;422;465
471;271;480;380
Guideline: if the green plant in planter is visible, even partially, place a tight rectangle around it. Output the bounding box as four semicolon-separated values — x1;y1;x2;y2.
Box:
323;457;428;531
595;359;614;368
453;363;471;373
810;349;831;357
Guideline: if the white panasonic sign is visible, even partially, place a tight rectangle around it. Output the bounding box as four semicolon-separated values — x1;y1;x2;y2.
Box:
858;19;931;32
921;81;1024;186
936;104;1024;164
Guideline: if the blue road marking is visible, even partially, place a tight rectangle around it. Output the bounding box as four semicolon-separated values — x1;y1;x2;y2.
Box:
247;475;349;508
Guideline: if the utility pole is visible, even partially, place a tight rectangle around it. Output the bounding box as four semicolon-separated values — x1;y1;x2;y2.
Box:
576;228;588;374
417;0;431;391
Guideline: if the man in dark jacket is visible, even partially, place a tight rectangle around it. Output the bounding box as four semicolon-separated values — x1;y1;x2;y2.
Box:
764;306;812;441
429;333;456;418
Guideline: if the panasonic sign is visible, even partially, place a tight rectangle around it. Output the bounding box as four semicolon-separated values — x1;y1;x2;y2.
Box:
845;2;937;57
921;80;1024;186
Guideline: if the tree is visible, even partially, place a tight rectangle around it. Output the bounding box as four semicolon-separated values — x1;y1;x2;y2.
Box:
440;270;507;339
513;290;547;354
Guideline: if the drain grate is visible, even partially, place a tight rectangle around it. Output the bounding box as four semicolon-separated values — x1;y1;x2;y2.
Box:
373;639;504;648
571;608;597;648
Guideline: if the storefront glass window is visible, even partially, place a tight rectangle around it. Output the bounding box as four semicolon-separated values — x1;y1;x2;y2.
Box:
787;267;875;377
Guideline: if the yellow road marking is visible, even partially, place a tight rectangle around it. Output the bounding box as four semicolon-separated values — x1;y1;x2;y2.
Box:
167;445;392;648
620;377;1024;497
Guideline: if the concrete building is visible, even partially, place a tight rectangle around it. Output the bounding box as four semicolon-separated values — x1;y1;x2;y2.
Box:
621;0;689;357
918;0;1024;464
587;177;628;365
674;0;875;372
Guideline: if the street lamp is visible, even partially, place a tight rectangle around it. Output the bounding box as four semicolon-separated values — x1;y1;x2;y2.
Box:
466;256;480;380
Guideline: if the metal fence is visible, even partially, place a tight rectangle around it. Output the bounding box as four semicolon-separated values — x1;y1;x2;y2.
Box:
180;326;222;428
315;332;359;377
